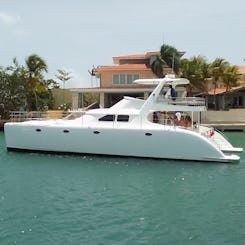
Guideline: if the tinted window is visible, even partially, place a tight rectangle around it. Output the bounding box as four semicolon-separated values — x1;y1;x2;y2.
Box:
117;115;129;122
98;115;115;121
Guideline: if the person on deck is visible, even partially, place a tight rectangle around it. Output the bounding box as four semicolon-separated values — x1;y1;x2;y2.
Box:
166;85;176;100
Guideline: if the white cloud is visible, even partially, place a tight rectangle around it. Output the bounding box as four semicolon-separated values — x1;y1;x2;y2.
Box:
0;12;21;25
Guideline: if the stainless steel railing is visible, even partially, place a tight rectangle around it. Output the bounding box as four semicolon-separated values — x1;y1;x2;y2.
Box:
9;111;48;122
168;97;206;106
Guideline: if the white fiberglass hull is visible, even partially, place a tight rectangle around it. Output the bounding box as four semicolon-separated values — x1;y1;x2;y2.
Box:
4;122;240;163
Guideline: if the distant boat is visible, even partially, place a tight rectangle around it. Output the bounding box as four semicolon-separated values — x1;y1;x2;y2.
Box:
4;74;243;162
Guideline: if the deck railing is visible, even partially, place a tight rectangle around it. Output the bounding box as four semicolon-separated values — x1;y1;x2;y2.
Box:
168;97;206;106
9;110;81;122
158;96;206;106
9;111;48;122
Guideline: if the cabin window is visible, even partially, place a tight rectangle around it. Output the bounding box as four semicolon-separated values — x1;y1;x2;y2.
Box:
98;114;115;121
113;74;139;85
117;115;129;122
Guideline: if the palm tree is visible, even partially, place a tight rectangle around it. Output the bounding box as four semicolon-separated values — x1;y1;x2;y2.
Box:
209;58;229;87
150;55;164;78
25;54;48;110
160;44;181;74
150;44;181;78
209;58;229;109
180;56;209;95
223;65;239;92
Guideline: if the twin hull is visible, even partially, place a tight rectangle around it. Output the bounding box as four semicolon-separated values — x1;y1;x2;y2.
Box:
4;123;233;162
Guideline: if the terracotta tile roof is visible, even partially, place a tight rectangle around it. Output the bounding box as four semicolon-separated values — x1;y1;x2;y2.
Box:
113;52;160;64
207;88;226;95
207;85;244;95
97;63;150;71
113;51;185;64
114;54;149;60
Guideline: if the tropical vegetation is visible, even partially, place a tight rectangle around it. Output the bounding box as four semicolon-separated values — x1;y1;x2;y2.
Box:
55;69;72;105
150;43;240;97
0;54;59;119
180;56;210;94
150;44;181;77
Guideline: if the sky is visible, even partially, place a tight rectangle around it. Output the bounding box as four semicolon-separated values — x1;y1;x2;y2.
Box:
1;0;245;88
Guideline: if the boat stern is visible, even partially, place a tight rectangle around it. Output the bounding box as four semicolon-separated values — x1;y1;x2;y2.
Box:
203;153;240;163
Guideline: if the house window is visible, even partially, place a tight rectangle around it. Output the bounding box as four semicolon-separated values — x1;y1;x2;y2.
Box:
113;75;120;85
113;74;139;85
120;74;126;84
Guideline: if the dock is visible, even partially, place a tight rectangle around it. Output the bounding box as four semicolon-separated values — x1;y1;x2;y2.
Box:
203;123;245;131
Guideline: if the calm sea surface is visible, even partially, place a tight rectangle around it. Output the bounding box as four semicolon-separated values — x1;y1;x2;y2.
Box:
0;131;245;245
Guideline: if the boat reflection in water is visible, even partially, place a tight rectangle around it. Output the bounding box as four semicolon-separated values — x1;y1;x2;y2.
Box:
4;74;243;163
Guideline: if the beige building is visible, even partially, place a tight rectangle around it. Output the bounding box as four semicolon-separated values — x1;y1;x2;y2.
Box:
70;51;172;109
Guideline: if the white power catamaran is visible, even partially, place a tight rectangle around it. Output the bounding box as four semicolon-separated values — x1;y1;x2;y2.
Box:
4;75;243;162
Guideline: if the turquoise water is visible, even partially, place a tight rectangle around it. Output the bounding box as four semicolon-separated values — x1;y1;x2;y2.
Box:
0;132;245;245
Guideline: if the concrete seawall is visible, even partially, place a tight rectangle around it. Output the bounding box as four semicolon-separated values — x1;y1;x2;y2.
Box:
201;109;245;123
201;108;245;131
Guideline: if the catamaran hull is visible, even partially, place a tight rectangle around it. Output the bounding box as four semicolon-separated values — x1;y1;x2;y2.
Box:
4;123;239;163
